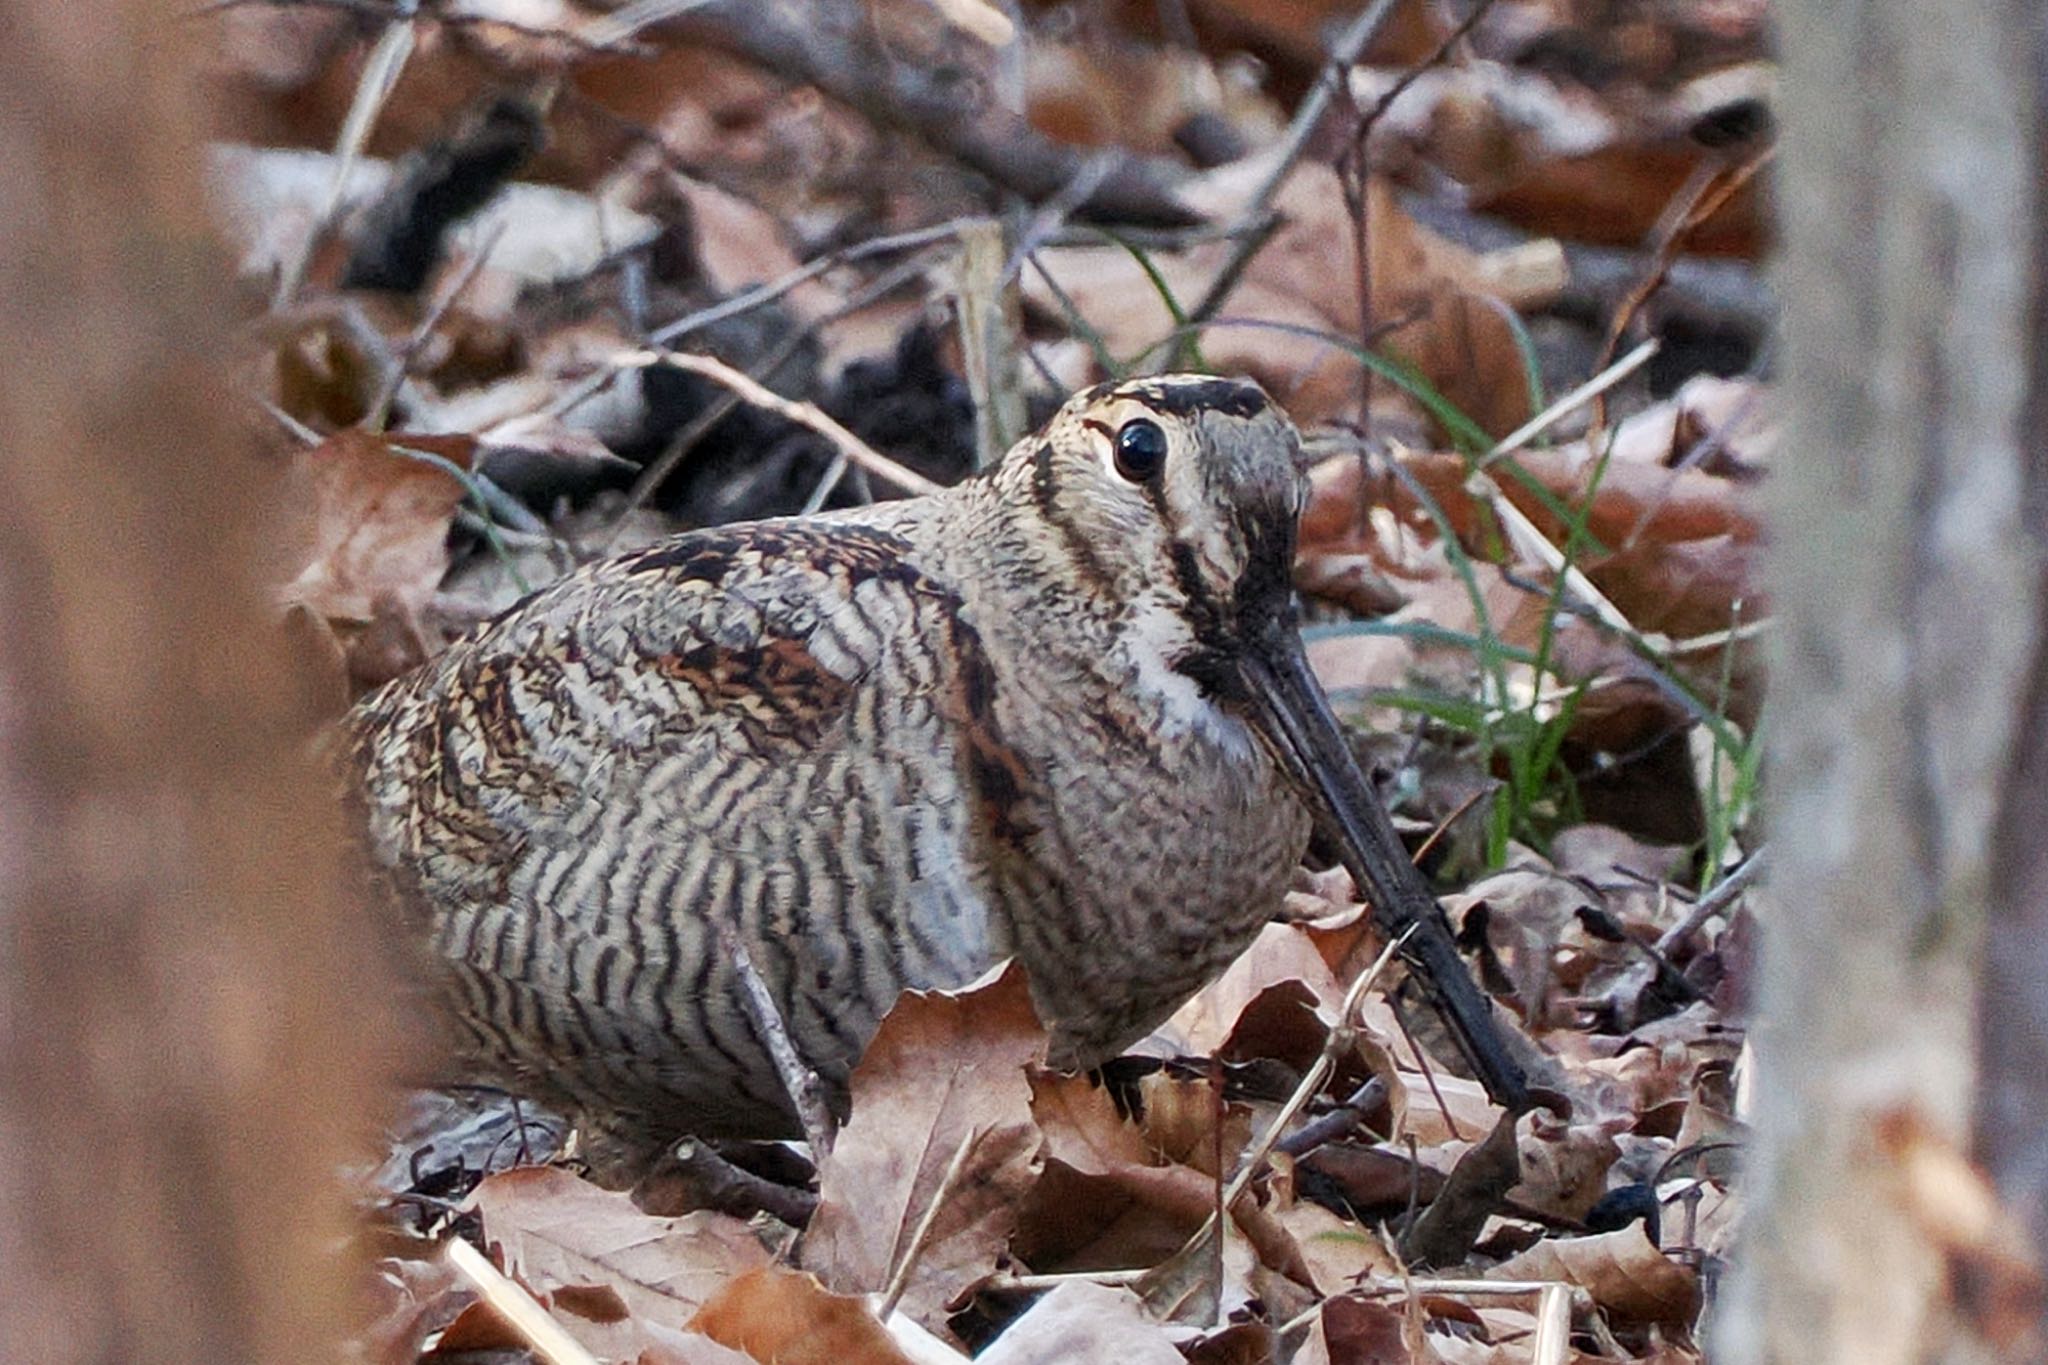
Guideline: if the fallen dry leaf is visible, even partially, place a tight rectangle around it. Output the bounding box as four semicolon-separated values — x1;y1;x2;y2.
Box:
465;1166;771;1326
1025;37;1283;159
1025;164;1552;435
1445;867;1607;1027
1020;1070;1314;1299
1180;1319;1285;1365
278;426;473;626
1015;1141;1217;1274
631;1327;762;1365
974;1280;1183;1365
1403;1109;1523;1268
801;961;1048;1330
1133;1206;1275;1327
1511;1109;1624;1224
1549;824;1693;888
1266;1190;1400;1296
1142;923;1346;1060
687;1265;917;1365
1292;1293;1413;1365
1132;1069;1252;1179
1488;1225;1699;1324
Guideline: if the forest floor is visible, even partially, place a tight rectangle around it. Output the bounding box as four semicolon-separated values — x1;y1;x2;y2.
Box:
213;1;1773;1360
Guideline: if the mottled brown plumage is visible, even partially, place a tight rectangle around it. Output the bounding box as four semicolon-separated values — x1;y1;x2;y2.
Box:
347;375;1522;1150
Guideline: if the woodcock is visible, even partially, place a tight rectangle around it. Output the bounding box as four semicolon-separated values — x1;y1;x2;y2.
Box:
347;375;1525;1152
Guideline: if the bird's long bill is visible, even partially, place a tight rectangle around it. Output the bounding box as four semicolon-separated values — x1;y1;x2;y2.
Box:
1241;623;1530;1112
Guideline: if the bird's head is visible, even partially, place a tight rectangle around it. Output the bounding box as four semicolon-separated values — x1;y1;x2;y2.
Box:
993;373;1528;1109
998;373;1308;705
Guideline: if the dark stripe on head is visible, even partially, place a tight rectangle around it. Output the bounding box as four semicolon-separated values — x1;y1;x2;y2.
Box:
1125;379;1268;420
1165;537;1246;703
1031;441;1119;595
1144;471;1230;654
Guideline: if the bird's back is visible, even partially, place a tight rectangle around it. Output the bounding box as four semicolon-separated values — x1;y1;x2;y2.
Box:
348;510;1022;1137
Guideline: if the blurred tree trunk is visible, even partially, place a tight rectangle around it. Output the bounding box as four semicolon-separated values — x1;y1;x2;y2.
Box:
1724;1;2048;1361
0;6;392;1363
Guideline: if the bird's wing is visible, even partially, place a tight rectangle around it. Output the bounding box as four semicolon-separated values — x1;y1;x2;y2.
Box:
346;519;940;918
343;518;998;1124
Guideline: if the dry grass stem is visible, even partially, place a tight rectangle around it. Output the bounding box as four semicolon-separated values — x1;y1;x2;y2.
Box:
273;13;416;308
444;1236;602;1365
1532;1282;1573;1365
877;1124;985;1320
1476;339;1659;471
985;1269;1152;1292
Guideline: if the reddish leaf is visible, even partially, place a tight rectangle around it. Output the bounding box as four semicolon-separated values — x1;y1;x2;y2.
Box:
801;962;1048;1330
687;1266;916;1365
279;426;474;625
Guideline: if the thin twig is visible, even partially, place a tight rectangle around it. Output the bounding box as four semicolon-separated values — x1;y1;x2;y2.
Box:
1180;210;1282;342
613;347;943;496
1389;1003;1464;1143
1370;1276;1580;1296
1142;930;1416;1316
1408;786;1488;873
661;1139;818;1225
1184;0;1401;334
1001;152;1121;284
445;1237;602;1365
603;335;809;543
1274;1077;1388;1157
1227;928;1414;1209
1038;218;1272;252
1589;146;1774;429
1339;0;1505;427
651;1;1199;225
877;1125;983;1320
1208;1056;1227;1323
255;394;321;447
716;924;837;1156
1247;0;1405;217
572;244;942;530
1655;846;1769;957
366;220;506;429
984;1268;1151;1293
603;252;939;542
649;220;968;348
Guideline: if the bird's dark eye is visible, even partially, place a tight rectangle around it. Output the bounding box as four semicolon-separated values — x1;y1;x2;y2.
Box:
1113;418;1169;482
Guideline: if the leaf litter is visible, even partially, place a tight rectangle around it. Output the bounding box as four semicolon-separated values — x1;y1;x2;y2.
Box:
206;0;1789;1359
